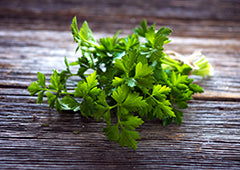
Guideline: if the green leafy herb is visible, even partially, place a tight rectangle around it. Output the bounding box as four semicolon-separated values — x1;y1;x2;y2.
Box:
28;17;213;150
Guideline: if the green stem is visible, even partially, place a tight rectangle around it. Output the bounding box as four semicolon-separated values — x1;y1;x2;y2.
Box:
45;89;57;93
62;92;74;95
45;89;74;96
117;105;121;124
69;73;80;77
109;104;117;110
79;34;100;48
151;95;159;104
161;57;181;67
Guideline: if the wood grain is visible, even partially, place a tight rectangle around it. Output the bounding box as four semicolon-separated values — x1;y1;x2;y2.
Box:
1;0;240;38
0;0;240;169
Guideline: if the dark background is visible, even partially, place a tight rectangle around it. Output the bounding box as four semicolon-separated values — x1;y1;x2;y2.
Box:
1;0;240;37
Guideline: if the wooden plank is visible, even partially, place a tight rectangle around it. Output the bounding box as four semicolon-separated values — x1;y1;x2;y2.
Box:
1;0;240;38
0;1;240;169
0;30;240;169
2;0;239;18
0;96;240;169
1;0;240;21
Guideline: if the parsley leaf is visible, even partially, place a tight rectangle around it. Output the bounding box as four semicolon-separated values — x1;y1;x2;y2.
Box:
49;70;63;91
103;115;143;150
61;95;80;112
118;127;140;150
121;115;144;131
28;82;43;96
74;71;98;98
133;19;148;37
28;17;213;150
111;85;130;104
103;124;120;141
37;72;46;88
114;50;138;75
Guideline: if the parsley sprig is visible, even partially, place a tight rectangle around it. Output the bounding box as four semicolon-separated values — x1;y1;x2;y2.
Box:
28;17;213;150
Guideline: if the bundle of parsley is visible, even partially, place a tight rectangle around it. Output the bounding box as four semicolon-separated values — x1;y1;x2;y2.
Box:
28;17;213;150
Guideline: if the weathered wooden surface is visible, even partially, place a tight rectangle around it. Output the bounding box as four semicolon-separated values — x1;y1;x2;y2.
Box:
1;0;240;38
1;0;240;169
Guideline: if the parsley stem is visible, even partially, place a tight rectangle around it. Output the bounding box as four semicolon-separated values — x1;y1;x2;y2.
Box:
45;89;73;96
79;35;100;48
117;105;121;123
109;104;117;110
70;74;79;76
61;92;74;95
148;94;161;104
161;57;180;67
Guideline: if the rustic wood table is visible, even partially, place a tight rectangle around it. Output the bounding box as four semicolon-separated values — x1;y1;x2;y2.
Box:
0;0;240;169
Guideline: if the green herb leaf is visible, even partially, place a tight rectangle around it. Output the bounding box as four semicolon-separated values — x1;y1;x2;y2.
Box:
28;17;211;150
46;92;57;109
103;124;120;141
152;85;171;98
121;116;144;130
134;62;154;87
173;108;184;125
74;71;98;98
71;16;79;41
79;21;97;45
80;96;95;118
86;71;97;90
49;70;62;91
118;127;140;150
28;82;42;95
37;91;45;104
37;72;46;88
61;95;80;112
153;101;175;119
122;92;147;111
111;85;129;104
133;19;148;37
114;51;138;75
135;62;153;79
